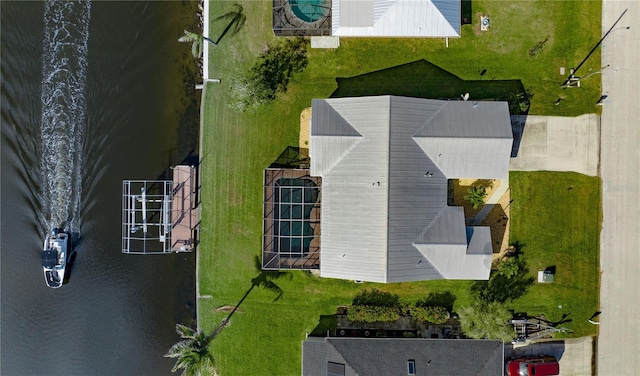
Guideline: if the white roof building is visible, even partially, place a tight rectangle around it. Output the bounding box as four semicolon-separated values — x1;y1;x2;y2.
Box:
310;96;513;283
331;0;461;37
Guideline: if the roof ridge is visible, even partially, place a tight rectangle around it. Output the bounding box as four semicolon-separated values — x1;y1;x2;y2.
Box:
384;95;392;283
414;100;447;138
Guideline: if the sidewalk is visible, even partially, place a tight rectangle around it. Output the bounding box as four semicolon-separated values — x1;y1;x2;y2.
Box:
469;178;508;225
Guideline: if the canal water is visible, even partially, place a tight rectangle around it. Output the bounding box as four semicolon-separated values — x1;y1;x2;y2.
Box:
1;1;199;374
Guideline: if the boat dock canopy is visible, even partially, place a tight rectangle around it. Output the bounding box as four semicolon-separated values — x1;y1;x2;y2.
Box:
121;165;199;254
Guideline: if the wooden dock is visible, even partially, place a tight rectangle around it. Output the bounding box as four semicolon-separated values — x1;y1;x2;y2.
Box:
171;165;198;252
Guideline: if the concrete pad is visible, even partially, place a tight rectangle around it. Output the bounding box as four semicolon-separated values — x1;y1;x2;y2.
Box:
311;36;340;49
509;114;599;176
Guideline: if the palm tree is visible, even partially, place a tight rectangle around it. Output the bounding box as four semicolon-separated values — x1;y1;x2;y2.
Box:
178;30;216;59
213;3;246;44
464;185;487;209
166;257;290;373
164;324;217;376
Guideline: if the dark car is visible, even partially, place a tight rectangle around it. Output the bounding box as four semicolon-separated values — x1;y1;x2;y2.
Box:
506;356;560;376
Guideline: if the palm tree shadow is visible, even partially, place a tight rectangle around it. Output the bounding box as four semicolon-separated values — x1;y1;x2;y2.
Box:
211;256;292;337
213;3;246;45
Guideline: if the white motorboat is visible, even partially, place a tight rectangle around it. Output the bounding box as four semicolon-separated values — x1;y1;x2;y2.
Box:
41;229;68;288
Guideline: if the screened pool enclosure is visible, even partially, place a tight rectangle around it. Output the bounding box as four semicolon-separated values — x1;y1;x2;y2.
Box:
262;168;321;270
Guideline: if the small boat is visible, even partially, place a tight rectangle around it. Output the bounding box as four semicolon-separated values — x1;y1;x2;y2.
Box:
41;229;68;288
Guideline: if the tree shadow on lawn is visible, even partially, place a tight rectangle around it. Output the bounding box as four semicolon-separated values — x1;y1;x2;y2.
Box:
211;256;293;337
416;291;457;313
212;3;246;45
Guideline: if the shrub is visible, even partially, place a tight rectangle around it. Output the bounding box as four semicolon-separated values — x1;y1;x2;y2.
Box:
408;306;449;324
229;37;309;111
471;252;535;304
347;305;401;323
352;289;400;307
508;89;533;115
464;185;487;209
458;302;515;342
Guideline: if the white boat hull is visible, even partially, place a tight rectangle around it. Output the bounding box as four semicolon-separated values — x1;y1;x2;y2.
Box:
42;230;68;288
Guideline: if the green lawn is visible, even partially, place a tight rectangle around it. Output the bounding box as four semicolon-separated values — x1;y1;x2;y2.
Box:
199;1;602;374
508;172;601;338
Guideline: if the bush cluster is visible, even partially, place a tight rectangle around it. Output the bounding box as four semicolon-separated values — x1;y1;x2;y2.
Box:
407;306;448;324
348;289;449;324
347;305;401;323
229;37;309;111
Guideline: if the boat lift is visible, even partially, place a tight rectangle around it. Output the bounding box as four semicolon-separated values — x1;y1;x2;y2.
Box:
122;165;198;254
122;180;173;254
510;317;569;344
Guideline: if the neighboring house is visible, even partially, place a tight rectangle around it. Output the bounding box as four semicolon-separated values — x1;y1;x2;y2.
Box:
332;0;460;38
310;96;512;283
302;337;504;375
273;0;461;38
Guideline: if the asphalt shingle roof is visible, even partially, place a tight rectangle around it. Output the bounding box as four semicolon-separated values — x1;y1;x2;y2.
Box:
302;337;504;376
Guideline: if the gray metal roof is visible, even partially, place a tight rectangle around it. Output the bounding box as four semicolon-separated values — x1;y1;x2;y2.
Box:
302;337;504;376
332;0;461;37
310;96;512;282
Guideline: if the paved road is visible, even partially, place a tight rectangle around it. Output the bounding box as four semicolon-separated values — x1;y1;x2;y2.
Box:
598;1;640;375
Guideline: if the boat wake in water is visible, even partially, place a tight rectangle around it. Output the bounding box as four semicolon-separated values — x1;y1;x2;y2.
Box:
40;0;91;234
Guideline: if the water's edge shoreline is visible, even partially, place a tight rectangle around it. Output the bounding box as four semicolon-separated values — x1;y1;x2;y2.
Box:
196;0;208;331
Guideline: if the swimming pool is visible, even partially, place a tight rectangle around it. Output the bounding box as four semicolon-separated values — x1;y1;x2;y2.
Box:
289;0;330;23
274;178;319;255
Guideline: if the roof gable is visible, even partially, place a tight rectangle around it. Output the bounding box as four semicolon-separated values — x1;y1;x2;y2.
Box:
411;101;513;178
310;99;364;177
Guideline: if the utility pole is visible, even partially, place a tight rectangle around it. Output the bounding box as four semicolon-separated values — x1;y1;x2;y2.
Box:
561;9;628;88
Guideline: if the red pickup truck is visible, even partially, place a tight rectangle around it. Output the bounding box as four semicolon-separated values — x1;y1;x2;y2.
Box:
506;356;560;376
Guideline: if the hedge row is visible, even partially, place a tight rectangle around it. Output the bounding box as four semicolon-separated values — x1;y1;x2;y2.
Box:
347;305;401;323
407;306;448;324
347;305;449;324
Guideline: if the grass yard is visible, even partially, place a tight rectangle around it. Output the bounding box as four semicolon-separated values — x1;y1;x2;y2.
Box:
508;172;601;338
198;1;602;374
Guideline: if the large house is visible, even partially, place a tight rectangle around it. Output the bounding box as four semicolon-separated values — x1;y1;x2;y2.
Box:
309;96;513;283
302;337;504;375
331;0;461;38
273;0;462;38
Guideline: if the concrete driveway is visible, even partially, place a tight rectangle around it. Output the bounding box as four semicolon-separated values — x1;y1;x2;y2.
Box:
509;114;600;176
505;337;595;376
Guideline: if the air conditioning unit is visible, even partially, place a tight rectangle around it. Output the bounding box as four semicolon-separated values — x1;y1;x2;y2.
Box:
444;329;454;339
